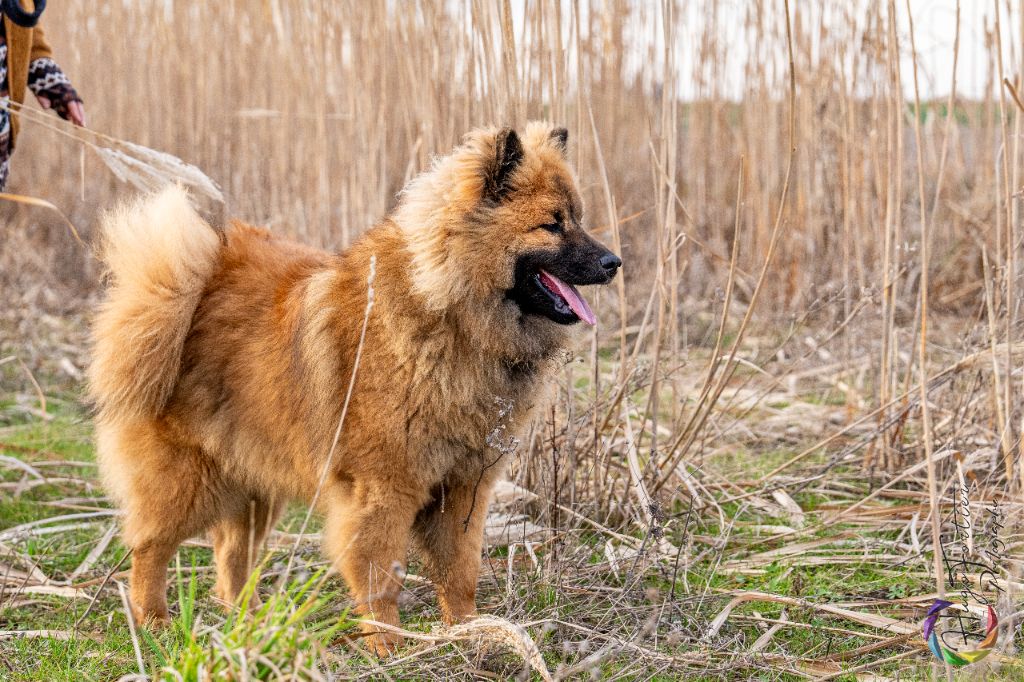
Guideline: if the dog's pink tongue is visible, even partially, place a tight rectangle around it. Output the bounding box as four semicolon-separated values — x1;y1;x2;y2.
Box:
540;270;596;325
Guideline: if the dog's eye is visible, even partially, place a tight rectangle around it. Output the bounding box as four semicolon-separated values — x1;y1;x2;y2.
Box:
538;211;565;234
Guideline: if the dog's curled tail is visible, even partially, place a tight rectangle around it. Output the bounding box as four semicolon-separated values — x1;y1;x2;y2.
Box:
88;186;220;422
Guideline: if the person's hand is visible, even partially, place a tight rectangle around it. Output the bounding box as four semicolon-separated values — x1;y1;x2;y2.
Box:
35;94;86;127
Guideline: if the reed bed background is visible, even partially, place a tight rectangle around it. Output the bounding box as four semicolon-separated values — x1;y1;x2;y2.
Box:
1;0;1023;679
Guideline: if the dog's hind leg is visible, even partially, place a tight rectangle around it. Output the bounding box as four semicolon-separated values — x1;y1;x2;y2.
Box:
98;421;225;627
128;535;183;626
211;496;282;609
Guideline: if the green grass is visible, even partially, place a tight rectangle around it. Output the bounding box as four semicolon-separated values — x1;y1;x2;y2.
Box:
1;394;1020;679
0;402;132;680
141;564;352;680
0;403;353;680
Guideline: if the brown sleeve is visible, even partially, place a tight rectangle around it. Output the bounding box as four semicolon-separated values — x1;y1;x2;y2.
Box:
29;23;53;62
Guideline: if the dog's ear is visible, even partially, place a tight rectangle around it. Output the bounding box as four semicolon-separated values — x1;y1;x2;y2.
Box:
550;127;569;155
485;127;524;202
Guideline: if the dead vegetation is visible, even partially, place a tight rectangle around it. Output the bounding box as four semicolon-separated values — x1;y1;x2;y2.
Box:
1;0;1023;679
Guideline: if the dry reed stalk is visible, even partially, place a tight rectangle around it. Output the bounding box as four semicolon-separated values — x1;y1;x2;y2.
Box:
358;616;553;681
903;0;947;610
707;589;918;638
117;580;147;679
993;0;1017;487
929;2;962;226
0;192;83;244
876;0;902;473
1;100;223;205
650;0;798;495
0;630;74;640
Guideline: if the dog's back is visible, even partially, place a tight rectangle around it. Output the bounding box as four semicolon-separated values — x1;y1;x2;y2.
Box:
166;219;332;491
89;188;330;488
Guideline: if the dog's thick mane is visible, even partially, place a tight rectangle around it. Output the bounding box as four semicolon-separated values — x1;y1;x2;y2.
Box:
392;122;570;312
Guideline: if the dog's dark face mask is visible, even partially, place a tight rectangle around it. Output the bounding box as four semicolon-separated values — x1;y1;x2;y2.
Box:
507;216;621;325
480;126;621;326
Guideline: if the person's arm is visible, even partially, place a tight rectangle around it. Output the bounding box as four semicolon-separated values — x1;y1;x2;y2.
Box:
28;24;85;126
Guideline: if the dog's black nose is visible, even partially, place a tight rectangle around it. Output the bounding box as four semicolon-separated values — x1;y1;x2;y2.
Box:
600;253;622;273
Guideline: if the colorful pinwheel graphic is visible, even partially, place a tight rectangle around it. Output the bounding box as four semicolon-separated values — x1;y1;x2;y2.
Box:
922;600;999;666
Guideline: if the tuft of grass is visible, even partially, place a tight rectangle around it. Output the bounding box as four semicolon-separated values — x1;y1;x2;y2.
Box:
143;562;353;681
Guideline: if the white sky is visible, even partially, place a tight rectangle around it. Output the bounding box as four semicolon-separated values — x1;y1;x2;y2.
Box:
910;0;1006;99
669;0;1017;100
507;1;1017;101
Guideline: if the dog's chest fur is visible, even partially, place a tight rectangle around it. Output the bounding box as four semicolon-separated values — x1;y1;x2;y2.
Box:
363;319;550;488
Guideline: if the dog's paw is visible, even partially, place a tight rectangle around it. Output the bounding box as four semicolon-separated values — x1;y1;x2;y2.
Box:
442;609;478;627
364;630;404;657
132;606;171;629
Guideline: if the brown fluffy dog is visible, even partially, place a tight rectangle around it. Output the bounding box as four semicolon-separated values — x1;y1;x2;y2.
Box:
87;123;620;654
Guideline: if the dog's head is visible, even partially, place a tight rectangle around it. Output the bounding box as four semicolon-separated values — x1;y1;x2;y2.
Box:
394;123;621;357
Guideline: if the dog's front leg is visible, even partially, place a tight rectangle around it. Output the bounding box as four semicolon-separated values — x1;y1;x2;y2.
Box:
414;475;498;625
324;484;420;656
